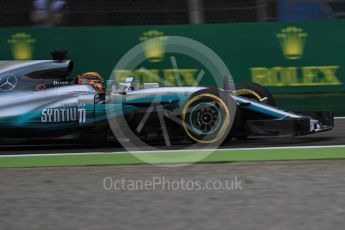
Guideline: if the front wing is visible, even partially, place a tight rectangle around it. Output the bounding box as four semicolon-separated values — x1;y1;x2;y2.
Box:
245;111;334;137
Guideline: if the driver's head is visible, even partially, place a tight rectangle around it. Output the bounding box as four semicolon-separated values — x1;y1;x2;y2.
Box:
76;72;105;92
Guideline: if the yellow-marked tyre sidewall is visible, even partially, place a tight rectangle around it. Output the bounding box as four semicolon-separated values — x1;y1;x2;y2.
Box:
235;89;262;101
182;93;231;144
235;82;276;106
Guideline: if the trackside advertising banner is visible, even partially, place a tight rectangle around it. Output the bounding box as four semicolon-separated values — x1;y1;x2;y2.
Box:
0;20;344;114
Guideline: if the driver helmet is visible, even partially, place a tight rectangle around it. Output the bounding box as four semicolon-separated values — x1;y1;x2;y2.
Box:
76;72;105;92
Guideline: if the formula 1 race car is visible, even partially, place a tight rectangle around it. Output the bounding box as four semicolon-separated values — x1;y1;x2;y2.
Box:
0;54;334;145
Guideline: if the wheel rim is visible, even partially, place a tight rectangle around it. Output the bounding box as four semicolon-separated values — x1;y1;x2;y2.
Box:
189;102;222;135
182;93;231;144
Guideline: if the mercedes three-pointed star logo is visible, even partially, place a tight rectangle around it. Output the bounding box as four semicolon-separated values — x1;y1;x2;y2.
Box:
0;74;17;92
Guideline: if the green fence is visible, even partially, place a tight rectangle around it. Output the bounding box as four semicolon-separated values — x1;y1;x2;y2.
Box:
1;20;345;114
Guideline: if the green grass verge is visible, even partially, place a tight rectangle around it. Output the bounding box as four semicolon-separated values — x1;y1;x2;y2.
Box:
1;146;345;168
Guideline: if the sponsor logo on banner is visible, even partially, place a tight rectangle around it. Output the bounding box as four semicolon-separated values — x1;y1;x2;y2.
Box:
250;26;341;87
113;30;200;86
8;33;36;60
277;27;307;60
139;30;167;63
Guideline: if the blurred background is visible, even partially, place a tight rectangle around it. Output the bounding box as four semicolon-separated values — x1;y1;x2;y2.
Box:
0;0;345;115
0;0;344;27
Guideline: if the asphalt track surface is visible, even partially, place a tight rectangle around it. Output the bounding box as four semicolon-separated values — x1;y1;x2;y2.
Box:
1;160;345;230
0;120;345;229
0;119;344;155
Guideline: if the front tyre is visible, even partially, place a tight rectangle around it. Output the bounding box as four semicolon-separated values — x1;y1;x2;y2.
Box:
235;82;275;106
181;89;235;145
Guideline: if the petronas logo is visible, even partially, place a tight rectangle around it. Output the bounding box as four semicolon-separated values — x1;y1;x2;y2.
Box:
277;27;307;60
139;30;167;62
8;33;36;60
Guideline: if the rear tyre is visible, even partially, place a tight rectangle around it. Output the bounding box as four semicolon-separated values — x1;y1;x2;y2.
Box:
235;82;275;106
181;89;236;145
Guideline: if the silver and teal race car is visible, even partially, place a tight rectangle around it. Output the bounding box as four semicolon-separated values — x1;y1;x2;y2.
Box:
0;55;334;145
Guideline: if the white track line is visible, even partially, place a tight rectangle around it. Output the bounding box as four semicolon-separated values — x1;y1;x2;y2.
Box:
1;145;345;158
335;117;345;120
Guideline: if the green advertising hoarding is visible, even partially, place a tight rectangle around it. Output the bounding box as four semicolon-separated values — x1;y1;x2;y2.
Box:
0;20;344;114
